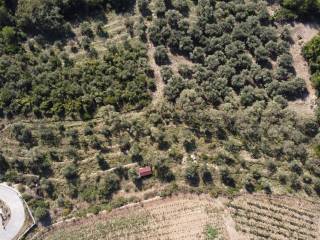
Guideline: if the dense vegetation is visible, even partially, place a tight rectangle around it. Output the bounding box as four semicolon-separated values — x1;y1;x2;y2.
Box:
303;31;320;161
0;0;319;232
303;34;320;90
0;0;152;119
276;0;320;21
0;42;153;118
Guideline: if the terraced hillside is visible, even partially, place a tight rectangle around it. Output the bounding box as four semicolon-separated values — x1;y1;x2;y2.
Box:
0;0;319;239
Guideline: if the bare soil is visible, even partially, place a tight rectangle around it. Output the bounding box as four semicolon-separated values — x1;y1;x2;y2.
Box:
230;193;320;240
288;22;320;116
266;3;280;17
167;50;194;74
34;194;244;240
147;41;165;105
33;193;320;240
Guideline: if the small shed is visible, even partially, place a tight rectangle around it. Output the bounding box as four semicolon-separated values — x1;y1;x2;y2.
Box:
138;166;152;178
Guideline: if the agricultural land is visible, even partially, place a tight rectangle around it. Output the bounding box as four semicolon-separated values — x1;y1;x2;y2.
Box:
0;0;320;239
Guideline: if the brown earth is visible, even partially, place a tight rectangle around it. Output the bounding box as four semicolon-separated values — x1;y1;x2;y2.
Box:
288;22;320;116
230;194;320;240
31;193;320;240
32;194;245;240
167;50;194;75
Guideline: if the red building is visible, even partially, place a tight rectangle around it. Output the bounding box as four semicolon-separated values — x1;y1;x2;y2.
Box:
138;166;152;177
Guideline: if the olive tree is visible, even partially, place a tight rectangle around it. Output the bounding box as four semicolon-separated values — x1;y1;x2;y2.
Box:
154;45;170;65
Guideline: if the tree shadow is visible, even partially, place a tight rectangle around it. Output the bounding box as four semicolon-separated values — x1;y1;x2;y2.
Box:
109;0;137;14
40;213;52;227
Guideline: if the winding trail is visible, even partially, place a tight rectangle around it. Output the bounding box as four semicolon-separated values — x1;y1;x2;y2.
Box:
288;22;320;116
146;41;165;105
83;162;138;179
0;184;26;240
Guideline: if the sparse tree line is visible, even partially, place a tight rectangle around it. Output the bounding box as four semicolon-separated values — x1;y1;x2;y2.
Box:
1;0;135;38
303;34;320;98
302;27;320;175
1;97;320;222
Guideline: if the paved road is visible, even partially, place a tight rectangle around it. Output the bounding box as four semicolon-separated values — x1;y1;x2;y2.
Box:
0;184;26;240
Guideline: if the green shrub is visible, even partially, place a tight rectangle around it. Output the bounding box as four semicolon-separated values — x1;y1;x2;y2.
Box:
279;0;320;19
34;206;49;222
314;180;320;195
62;163;78;180
204;225;218;240
185;162;199;186
80;22;94;38
155;160;175;182
154;45;170;65
98;173;120;199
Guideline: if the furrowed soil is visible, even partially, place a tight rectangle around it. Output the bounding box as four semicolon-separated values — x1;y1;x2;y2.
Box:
33;194;320;240
229;194;320;240
34;195;240;240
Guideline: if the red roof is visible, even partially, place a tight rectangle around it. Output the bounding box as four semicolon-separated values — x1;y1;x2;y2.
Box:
138;166;152;177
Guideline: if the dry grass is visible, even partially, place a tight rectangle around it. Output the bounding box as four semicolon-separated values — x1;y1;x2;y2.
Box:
33;193;320;240
147;41;165;105
35;195;231;240
288;22;320;116
229;194;320;240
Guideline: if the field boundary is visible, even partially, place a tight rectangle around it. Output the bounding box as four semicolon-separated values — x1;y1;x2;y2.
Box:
29;196;162;240
17;188;36;240
28;192;320;240
229;192;320;207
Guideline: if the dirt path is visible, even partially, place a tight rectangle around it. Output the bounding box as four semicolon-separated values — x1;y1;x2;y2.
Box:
146;41;165;105
82;162;138;179
167;50;194;74
288;22;320;116
0;107;145;136
223;211;248;240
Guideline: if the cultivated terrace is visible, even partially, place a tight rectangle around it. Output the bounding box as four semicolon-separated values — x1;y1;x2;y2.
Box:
0;0;319;238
